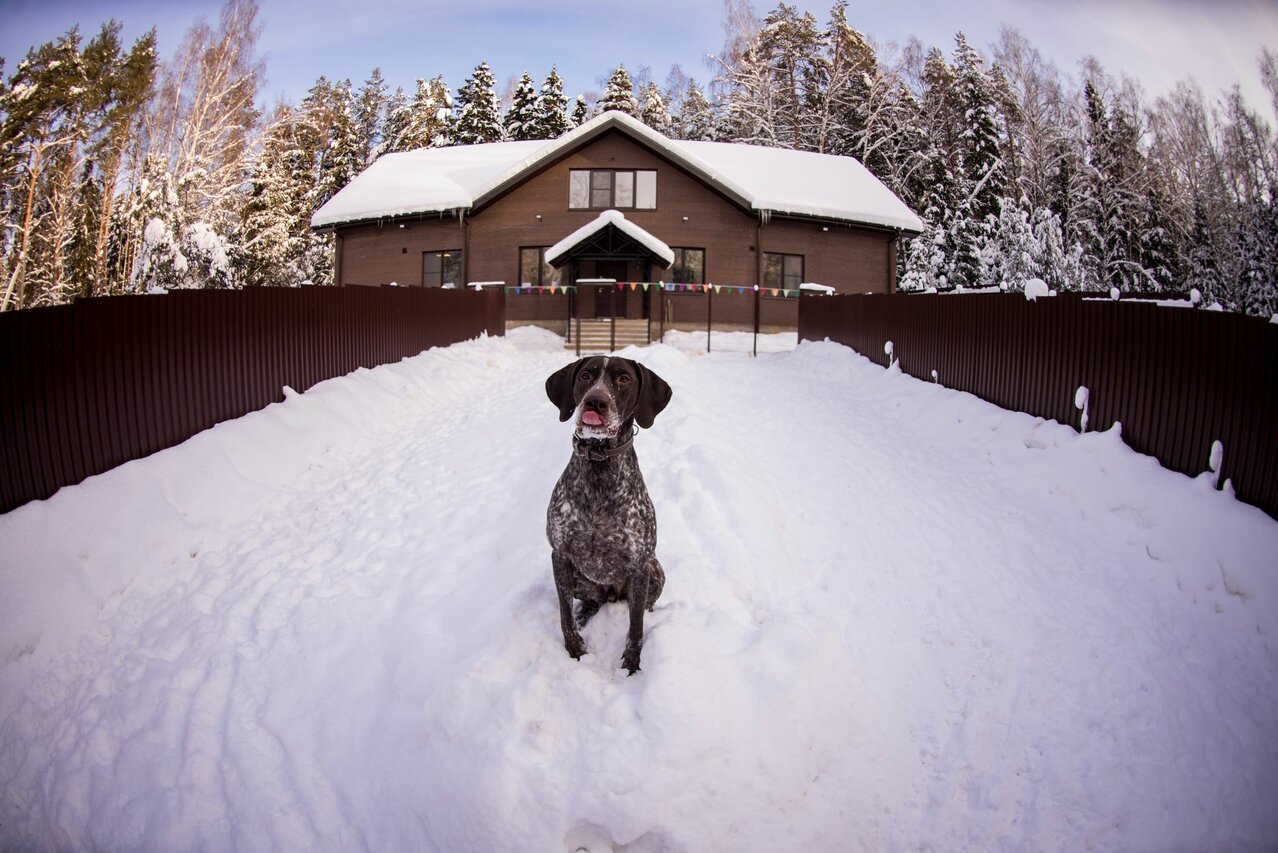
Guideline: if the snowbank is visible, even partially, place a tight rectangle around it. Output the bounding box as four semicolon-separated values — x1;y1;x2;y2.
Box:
1;327;1276;851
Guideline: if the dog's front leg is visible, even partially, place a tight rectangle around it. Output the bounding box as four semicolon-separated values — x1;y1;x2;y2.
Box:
552;551;586;660
621;568;650;675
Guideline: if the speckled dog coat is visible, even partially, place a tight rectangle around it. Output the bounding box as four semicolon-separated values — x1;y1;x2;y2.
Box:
545;356;672;674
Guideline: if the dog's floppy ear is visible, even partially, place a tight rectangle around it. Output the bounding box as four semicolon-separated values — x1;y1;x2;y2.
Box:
631;361;672;429
545;359;584;422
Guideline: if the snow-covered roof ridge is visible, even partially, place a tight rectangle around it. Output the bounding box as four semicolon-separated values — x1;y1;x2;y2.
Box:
545;209;675;267
312;111;924;233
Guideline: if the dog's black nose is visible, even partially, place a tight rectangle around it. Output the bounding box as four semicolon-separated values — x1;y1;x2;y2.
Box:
583;394;609;414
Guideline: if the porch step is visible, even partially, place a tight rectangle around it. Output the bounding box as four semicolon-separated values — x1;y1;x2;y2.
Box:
565;319;651;352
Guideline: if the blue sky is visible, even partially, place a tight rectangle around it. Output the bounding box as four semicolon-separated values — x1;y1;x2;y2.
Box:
2;0;1276;121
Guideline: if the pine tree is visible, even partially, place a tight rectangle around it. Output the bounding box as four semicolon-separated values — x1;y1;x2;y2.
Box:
950;33;1005;288
672;78;716;141
1240;197;1277;316
301;76;363;209
1185;202;1221;305
503;71;540;141
93;27;156;295
389;76;453;151
378;85;409;157
238;106;302;287
823;2;885;161
530;67;571;139
353;67;387;166
638;82;672;134
454;62;503;144
952;33;1004;224
128;153;186;291
570;94;589;127
597;66;639;117
913;46;966;288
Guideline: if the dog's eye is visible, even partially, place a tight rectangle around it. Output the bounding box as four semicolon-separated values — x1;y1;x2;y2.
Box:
578;372;592;383
617;374;631;384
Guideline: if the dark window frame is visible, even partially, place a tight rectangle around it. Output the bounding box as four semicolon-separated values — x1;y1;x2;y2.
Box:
423;249;463;288
763;252;804;290
568;168;657;210
659;247;706;284
518;246;563;288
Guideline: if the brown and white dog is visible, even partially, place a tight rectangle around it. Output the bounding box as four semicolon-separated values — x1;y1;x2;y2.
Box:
545;356;672;674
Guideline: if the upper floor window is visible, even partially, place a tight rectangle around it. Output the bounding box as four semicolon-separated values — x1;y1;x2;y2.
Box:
763;252;803;290
519;247;562;288
659;248;705;284
424;249;463;288
569;169;656;210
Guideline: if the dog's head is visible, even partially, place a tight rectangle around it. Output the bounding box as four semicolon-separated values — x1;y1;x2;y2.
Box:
545;356;672;440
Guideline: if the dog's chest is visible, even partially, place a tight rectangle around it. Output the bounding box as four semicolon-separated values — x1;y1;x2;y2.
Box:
547;460;656;582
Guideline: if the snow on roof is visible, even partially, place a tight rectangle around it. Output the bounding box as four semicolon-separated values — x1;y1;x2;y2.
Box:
312;111;924;233
310;141;545;227
544;209;675;267
673;140;923;232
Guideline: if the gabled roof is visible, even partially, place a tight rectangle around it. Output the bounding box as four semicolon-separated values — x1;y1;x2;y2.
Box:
545;210;674;268
311;111;924;234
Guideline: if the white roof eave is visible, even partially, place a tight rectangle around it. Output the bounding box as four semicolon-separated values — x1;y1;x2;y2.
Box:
545;210;675;267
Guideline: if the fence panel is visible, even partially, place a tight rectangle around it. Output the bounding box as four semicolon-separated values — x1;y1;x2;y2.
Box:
0;285;504;514
799;292;1278;519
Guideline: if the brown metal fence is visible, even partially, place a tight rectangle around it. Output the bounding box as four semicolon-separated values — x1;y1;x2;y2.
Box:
0;285;504;514
799;292;1278;519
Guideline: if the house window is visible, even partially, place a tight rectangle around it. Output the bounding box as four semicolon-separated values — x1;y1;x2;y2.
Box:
763;252;803;290
519;247;562;288
569;169;657;210
423;249;463;287
659;248;705;284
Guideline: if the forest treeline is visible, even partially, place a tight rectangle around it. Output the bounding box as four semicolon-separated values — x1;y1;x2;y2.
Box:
2;0;1275;314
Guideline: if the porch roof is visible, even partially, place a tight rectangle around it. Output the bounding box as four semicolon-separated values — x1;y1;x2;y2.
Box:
544;210;675;269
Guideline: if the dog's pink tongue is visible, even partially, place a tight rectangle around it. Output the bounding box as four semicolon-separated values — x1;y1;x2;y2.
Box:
582;411;603;427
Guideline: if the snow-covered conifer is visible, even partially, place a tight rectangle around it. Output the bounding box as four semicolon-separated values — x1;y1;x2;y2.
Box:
597;65;639;117
531;67;571;139
353;67;387;166
503;71;539;141
390;76;453;151
672;78;716;141
570;94;589;127
638;82;672;133
454;62;504;144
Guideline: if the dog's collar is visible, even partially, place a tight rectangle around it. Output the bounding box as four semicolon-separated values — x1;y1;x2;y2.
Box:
573;427;636;462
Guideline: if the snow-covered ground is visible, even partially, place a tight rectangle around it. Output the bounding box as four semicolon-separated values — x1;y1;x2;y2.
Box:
2;327;1276;851
660;328;797;354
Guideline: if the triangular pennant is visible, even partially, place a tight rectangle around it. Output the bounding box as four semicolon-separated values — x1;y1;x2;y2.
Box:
630;282;638;291
714;285;722;294
771;289;779;297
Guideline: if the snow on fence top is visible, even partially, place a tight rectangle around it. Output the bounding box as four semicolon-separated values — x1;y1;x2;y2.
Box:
311;112;924;233
545;210;675;267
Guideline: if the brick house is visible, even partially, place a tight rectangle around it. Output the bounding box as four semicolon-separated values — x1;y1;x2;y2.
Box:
312;110;922;334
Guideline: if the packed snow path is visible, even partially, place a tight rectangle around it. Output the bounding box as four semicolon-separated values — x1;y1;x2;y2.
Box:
2;328;1276;851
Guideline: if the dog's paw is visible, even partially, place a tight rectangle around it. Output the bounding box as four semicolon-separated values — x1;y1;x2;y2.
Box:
621;645;642;675
564;634;587;660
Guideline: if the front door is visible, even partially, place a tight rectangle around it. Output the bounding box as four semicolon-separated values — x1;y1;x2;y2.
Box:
595;260;627;316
